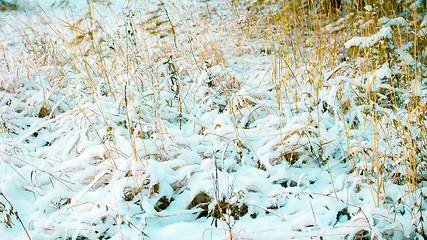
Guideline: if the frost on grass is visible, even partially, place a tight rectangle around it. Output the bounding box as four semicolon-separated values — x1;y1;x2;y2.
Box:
0;0;426;239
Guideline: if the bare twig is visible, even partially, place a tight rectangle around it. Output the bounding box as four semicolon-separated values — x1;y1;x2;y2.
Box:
160;2;177;48
1;192;32;240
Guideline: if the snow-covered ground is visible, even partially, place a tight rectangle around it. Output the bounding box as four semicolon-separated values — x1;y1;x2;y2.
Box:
1;0;426;239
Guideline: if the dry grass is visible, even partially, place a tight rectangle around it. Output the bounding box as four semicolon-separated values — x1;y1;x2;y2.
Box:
1;0;426;239
257;0;427;238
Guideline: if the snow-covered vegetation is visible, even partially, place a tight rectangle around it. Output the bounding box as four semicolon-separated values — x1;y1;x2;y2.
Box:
1;0;426;239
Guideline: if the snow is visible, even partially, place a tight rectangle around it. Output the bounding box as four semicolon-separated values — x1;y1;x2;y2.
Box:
422;14;427;27
0;0;426;239
379;17;407;27
344;26;393;50
397;48;416;66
